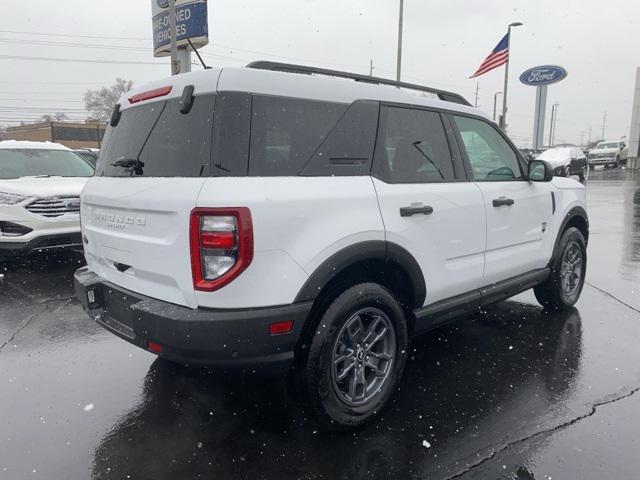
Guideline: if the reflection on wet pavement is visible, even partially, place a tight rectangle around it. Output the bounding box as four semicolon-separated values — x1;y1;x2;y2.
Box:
1;169;639;480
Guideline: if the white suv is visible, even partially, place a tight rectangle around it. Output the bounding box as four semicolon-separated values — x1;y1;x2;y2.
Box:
0;140;94;260
74;62;589;428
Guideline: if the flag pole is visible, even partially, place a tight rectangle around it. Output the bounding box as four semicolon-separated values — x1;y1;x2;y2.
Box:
500;22;523;130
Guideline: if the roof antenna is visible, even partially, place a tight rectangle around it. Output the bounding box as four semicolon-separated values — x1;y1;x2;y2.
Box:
187;38;211;70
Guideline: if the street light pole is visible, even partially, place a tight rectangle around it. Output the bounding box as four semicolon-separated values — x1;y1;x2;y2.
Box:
396;0;404;82
500;22;523;130
493;91;503;122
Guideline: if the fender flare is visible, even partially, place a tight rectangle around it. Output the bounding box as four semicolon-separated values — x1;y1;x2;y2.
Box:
293;241;426;308
552;205;589;260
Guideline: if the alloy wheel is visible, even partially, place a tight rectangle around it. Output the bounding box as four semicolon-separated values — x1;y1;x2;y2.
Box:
330;307;396;407
560;240;583;298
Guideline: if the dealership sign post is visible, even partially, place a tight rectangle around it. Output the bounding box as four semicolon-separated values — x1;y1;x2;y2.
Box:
519;65;567;149
151;0;209;74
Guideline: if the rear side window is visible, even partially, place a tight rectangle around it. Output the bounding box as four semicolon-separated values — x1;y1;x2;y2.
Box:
97;94;216;177
373;106;455;183
249;96;347;176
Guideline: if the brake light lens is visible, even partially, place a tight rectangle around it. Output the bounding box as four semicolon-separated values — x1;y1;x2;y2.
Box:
128;86;172;104
190;208;253;291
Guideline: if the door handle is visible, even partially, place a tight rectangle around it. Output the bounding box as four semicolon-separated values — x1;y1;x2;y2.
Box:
492;197;515;207
400;205;434;217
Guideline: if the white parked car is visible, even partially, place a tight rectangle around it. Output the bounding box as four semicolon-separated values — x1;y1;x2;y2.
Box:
74;62;588;428
536;147;588;182
587;140;628;169
0;140;94;260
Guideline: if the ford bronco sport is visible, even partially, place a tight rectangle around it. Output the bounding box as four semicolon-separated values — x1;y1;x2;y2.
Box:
75;62;588;428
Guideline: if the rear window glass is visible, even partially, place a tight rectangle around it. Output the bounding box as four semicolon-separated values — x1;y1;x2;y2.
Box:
0;149;94;179
249;96;347;176
96;94;215;177
373;106;455;183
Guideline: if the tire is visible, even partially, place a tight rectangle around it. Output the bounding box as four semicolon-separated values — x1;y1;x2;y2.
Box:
296;283;408;429
588;164;594;171
534;227;587;310
614;156;620;168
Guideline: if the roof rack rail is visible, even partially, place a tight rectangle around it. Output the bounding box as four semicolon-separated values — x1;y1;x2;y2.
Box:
246;61;471;107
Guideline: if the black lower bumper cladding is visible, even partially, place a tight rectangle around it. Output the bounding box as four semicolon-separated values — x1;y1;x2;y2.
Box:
74;267;311;376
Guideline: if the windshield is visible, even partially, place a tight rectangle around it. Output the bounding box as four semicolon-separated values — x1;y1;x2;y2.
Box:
0;149;94;179
597;142;619;149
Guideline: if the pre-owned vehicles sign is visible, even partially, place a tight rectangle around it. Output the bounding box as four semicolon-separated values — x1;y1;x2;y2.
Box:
151;0;208;57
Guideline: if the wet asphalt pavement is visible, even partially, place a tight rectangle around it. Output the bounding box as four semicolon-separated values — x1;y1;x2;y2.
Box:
1;168;639;480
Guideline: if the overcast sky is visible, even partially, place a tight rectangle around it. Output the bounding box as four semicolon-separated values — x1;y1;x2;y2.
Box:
2;0;639;147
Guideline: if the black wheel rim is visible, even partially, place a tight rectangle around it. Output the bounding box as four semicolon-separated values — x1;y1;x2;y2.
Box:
330;307;396;407
560;240;583;298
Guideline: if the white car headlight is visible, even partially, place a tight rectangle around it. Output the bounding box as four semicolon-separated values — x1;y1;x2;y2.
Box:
0;192;30;205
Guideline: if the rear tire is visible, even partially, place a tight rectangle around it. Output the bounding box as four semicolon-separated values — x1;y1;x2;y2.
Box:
534;227;587;310
296;283;408;429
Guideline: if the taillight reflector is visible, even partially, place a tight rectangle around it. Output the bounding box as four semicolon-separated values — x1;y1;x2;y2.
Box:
268;320;294;335
147;341;163;354
128;86;172;104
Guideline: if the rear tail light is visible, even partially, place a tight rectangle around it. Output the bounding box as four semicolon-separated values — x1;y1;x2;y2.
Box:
190;208;253;291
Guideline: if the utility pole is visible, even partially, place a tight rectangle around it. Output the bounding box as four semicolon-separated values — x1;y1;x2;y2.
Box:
474;82;480;107
500;22;523;130
168;0;180;75
369;59;374;77
548;102;558;147
588;125;592;143
601;111;607;140
581;131;584;147
552;103;559;146
396;0;404;82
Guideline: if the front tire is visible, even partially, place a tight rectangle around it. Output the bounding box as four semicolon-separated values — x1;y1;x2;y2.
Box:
578;165;588;184
298;283;408;429
534;227;587;310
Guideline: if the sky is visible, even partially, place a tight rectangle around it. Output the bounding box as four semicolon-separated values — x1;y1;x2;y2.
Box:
1;0;639;147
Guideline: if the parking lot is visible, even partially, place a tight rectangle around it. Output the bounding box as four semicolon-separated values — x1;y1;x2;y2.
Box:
1;168;638;480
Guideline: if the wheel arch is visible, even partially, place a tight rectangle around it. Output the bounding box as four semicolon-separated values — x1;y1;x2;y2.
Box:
552;206;589;262
294;241;426;310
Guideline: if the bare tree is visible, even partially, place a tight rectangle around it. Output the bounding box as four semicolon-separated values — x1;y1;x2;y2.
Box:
83;78;133;122
39;112;69;122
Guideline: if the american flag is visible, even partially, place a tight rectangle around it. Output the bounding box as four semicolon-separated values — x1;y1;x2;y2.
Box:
470;33;509;78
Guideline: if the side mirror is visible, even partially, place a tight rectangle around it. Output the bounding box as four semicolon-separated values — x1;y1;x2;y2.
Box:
528;160;553;182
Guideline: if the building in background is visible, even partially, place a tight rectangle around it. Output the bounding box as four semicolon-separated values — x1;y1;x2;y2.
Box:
4;121;106;149
629;67;640;170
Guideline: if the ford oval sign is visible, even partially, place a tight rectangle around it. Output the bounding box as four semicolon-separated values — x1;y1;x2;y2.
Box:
157;0;169;8
519;65;567;86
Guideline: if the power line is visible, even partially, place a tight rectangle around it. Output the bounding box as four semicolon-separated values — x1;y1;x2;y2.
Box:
0;29;150;41
0;30;370;70
0;54;165;65
0;98;84;102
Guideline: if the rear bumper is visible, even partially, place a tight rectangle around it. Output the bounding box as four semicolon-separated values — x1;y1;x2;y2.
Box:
0;233;82;257
74;267;311;376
